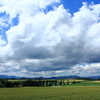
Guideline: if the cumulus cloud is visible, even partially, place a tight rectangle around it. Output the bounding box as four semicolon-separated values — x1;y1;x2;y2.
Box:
69;63;100;76
0;0;100;77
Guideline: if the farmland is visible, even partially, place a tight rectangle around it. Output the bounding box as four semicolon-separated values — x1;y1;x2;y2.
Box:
62;80;100;87
1;78;100;87
1;86;100;100
1;79;100;100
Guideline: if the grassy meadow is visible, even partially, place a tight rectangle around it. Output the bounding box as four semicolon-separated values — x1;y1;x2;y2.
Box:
1;79;100;100
1;86;100;100
62;80;100;87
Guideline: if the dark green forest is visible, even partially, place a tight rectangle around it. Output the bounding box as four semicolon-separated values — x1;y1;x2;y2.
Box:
0;78;67;87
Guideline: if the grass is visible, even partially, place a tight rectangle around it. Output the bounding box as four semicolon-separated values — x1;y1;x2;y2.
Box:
1;86;100;100
62;81;100;87
1;79;100;100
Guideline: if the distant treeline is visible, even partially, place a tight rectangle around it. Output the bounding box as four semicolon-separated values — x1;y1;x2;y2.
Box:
1;78;90;88
0;78;68;88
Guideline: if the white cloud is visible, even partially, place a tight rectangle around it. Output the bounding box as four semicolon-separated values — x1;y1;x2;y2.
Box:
0;1;100;77
70;63;100;76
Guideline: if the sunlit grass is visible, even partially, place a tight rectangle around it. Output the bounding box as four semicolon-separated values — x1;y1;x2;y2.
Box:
1;86;100;100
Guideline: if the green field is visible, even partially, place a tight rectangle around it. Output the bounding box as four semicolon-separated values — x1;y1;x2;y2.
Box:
63;81;100;87
1;86;100;100
1;79;100;100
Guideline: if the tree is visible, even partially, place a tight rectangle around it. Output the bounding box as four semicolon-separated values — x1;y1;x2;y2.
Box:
67;80;69;85
72;80;76;84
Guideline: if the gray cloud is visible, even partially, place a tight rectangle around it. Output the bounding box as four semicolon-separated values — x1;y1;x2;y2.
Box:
0;1;100;77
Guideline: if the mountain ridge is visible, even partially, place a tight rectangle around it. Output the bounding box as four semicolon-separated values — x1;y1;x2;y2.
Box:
0;75;100;80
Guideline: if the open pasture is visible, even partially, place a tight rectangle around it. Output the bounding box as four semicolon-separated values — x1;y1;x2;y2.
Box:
63;81;100;87
1;86;100;100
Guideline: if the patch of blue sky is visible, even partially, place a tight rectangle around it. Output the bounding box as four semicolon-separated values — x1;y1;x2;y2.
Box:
11;15;19;26
0;27;8;46
0;12;9;31
82;0;100;4
43;2;61;14
62;0;100;14
0;12;6;17
0;26;10;44
79;63;87;66
0;12;19;46
62;0;86;14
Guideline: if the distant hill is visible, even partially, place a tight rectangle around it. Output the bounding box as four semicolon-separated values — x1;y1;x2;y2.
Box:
0;75;100;80
45;75;80;79
84;76;100;80
0;75;21;79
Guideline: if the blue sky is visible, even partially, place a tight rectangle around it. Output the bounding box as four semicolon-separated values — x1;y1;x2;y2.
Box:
0;0;100;77
63;0;100;13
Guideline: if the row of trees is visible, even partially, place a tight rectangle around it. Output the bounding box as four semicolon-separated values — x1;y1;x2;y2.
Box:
0;78;78;88
0;79;68;87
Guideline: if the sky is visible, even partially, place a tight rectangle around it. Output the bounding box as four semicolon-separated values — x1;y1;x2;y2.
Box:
0;0;100;77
